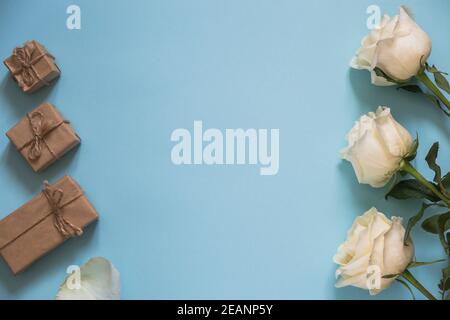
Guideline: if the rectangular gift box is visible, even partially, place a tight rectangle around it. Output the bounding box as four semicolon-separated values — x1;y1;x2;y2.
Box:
6;102;80;172
0;176;98;275
3;40;60;93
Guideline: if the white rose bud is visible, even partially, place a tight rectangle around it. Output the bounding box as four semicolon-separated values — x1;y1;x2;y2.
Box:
341;106;413;188
334;207;414;295
351;6;431;86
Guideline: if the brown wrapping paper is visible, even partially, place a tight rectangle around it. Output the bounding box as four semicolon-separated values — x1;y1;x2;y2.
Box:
0;176;98;275
3;40;60;93
6;102;80;172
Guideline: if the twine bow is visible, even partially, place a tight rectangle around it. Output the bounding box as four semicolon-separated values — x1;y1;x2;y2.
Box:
21;111;66;161
42;181;83;238
12;43;48;87
27;112;49;161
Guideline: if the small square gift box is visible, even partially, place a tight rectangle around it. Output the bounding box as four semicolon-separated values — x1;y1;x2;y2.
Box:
0;176;98;275
6;102;80;172
3;40;60;93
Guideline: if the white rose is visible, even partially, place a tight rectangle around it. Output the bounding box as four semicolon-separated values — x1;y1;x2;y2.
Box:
334;207;414;295
56;257;120;300
341;106;413;188
351;6;431;86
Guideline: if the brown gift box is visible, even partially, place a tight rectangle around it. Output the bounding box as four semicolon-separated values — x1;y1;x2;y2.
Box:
3;40;60;93
6;102;80;172
0;176;98;275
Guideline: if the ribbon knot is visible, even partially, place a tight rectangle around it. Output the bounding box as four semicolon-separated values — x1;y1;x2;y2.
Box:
12;43;47;87
42;181;83;238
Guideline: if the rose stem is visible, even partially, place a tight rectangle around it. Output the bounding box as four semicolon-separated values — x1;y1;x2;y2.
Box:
400;160;450;206
415;71;450;112
401;269;437;300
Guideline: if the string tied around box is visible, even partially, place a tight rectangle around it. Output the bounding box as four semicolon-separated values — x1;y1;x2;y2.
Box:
42;181;83;238
20;111;68;161
0;179;87;254
11;43;50;87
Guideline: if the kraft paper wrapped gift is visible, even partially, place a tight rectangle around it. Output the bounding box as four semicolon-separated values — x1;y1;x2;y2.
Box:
6;102;80;172
3;40;60;93
0;176;98;275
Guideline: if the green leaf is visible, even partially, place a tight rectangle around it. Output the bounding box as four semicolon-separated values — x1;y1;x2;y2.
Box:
422;212;450;254
404;135;419;161
434;72;450;94
425;63;435;73
408;259;446;269
425;63;448;75
425;142;442;185
424;142;448;201
421;213;450;234
439;266;450;293
442;172;450;189
383;274;400;279
404;203;432;245
440;212;450;233
397;84;423;93
373;67;404;84
396;278;416;300
422;215;440;234
437;212;450;253
427;63;450;94
414;66;450;116
385;179;440;202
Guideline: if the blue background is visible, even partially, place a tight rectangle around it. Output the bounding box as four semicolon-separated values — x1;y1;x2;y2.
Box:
0;0;449;300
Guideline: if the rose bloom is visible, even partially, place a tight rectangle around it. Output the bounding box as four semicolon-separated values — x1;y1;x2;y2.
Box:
56;257;120;300
341;107;413;188
351;6;431;85
334;207;414;295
